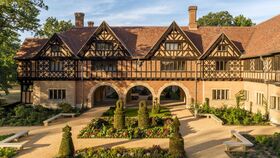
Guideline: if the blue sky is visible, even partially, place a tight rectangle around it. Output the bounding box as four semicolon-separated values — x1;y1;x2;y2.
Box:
20;0;280;41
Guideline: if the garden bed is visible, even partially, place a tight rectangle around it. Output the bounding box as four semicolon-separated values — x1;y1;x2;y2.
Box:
0;134;17;158
102;107;171;117
76;145;174;158
78;117;174;139
195;104;269;125
228;133;280;158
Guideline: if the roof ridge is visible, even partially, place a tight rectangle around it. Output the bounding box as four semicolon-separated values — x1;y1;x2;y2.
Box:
254;14;280;27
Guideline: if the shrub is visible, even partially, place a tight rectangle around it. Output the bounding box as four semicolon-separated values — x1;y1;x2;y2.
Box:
169;117;185;158
138;100;149;129
114;99;125;129
57;125;75;158
58;102;73;113
0;148;17;158
152;100;160;114
253;111;263;124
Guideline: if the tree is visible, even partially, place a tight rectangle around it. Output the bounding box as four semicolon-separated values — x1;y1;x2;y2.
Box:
57;125;75;158
35;17;73;38
197;11;255;26
234;15;255;26
0;0;47;94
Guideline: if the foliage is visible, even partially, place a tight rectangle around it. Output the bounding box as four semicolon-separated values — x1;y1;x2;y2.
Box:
0;134;14;141
0;104;60;126
197;11;255;26
138;100;149;129
230;133;280;158
197;104;268;125
114;99;125;129
152;99;160;114
57;125;75;158
169;117;185;158
102;106;171;118
78;117;174;139
0;0;47;94
58;102;74;113
0;147;17;158
76;145;171;158
35;17;73;38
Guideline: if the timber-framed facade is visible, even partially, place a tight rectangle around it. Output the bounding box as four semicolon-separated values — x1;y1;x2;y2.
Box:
15;6;280;124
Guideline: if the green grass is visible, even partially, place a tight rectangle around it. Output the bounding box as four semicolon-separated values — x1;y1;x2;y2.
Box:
102;107;171;117
0;134;13;141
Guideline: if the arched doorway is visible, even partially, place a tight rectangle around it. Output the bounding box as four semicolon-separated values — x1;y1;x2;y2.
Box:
126;86;153;107
157;82;190;107
92;85;119;106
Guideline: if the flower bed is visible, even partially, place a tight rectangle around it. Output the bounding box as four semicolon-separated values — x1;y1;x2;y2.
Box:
76;145;172;158
196;104;268;125
0;134;17;158
102;107;171;117
228;133;280;157
78;117;174;139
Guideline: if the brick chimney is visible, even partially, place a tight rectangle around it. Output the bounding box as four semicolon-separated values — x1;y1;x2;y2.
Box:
88;21;94;27
75;12;85;27
188;6;198;30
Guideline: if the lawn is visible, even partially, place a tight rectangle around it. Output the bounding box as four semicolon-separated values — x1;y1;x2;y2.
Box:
228;133;280;157
102;107;171;117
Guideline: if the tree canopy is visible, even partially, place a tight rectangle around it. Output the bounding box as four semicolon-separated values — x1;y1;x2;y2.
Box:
35;17;74;38
197;11;255;26
0;0;47;94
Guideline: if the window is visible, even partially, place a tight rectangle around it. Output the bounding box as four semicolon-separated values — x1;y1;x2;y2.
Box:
212;89;229;100
217;45;227;51
96;42;113;50
51;45;60;52
50;60;63;71
165;42;181;50
244;90;249;101
270;96;277;109
215;61;228;71
161;61;186;71
256;92;264;105
49;89;66;100
92;61;117;71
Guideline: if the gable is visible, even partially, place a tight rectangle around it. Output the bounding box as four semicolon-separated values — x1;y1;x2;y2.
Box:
147;22;200;59
35;34;74;58
200;33;242;59
79;21;131;58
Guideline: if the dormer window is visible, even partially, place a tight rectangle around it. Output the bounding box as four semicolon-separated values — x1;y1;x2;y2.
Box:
165;42;181;50
96;42;113;50
217;45;227;51
51;45;60;52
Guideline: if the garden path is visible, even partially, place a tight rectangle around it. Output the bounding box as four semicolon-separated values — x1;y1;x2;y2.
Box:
0;105;279;158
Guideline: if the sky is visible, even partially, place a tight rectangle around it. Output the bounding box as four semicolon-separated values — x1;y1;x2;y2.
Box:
20;0;280;41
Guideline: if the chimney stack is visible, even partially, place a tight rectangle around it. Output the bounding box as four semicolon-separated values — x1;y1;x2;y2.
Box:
88;21;94;27
75;12;85;27
188;6;198;30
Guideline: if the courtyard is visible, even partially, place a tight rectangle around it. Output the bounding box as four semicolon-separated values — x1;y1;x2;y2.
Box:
0;104;279;158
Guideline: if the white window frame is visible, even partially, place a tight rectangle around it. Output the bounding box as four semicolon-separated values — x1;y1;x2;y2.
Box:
165;42;181;50
270;95;277;109
256;92;264;105
212;89;230;100
48;88;66;100
244;90;249;101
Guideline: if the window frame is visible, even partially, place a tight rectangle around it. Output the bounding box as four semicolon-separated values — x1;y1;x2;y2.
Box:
212;89;230;100
48;89;66;100
160;60;186;71
49;60;64;72
256;92;264;105
96;42;113;51
215;60;228;71
217;44;227;51
165;42;182;51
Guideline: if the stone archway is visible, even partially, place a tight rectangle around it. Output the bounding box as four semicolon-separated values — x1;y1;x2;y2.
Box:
124;82;156;106
87;82;123;108
157;82;190;107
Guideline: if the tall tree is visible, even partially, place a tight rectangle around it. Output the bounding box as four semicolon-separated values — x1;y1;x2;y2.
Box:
197;11;255;26
0;0;47;94
35;17;74;37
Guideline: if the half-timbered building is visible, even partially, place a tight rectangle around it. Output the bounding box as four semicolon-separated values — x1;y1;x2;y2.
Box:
15;6;280;124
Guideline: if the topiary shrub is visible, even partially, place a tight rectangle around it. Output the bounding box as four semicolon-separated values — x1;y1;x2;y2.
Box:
169;117;185;158
58;102;73;113
114;99;125;129
152;98;160;114
57;125;75;158
138;100;149;129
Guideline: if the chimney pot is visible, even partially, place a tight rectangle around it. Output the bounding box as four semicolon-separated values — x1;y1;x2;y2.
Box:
188;6;198;30
75;12;85;27
88;21;94;27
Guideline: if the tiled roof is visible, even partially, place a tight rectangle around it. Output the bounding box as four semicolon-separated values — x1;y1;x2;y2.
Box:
15;14;280;59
